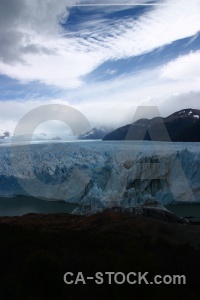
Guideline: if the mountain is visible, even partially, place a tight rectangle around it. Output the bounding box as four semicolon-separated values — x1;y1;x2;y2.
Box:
103;108;200;142
0;132;64;143
1;128;113;142
172;119;200;142
78;127;113;140
0;131;11;139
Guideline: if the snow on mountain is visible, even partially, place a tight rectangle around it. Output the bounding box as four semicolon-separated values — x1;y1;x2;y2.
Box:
167;108;200;119
78;127;113;140
0;141;199;215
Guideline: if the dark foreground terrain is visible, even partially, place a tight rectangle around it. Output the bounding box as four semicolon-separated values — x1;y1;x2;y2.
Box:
1;211;200;300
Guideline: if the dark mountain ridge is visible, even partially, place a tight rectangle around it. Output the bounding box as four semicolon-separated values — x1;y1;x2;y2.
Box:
103;108;200;142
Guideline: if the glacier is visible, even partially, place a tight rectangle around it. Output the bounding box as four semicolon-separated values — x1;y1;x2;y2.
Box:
0;141;199;214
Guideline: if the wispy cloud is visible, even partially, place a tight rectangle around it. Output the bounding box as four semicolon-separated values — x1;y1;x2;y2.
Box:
105;69;117;75
161;51;200;82
0;0;200;133
2;50;200;134
0;0;200;89
1;89;200;134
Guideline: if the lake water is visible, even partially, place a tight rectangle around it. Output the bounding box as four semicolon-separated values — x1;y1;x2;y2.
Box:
0;196;77;217
1;195;200;219
165;204;200;221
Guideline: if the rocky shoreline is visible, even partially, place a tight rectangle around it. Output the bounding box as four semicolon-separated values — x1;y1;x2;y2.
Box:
1;206;200;247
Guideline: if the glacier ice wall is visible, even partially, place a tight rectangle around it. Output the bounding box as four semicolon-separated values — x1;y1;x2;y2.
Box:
0;141;199;213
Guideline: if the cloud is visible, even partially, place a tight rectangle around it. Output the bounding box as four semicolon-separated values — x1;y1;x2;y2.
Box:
1;55;200;134
0;98;69;133
1;0;200;134
73;0;200;60
1;89;200;134
105;69;117;75
0;0;200;88
69;57;200;105
161;51;200;82
0;0;69;64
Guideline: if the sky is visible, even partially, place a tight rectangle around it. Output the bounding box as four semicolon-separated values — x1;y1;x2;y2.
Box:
0;0;200;136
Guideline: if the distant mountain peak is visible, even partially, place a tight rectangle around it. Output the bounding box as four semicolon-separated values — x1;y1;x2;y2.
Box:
0;131;11;139
78;127;113;140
